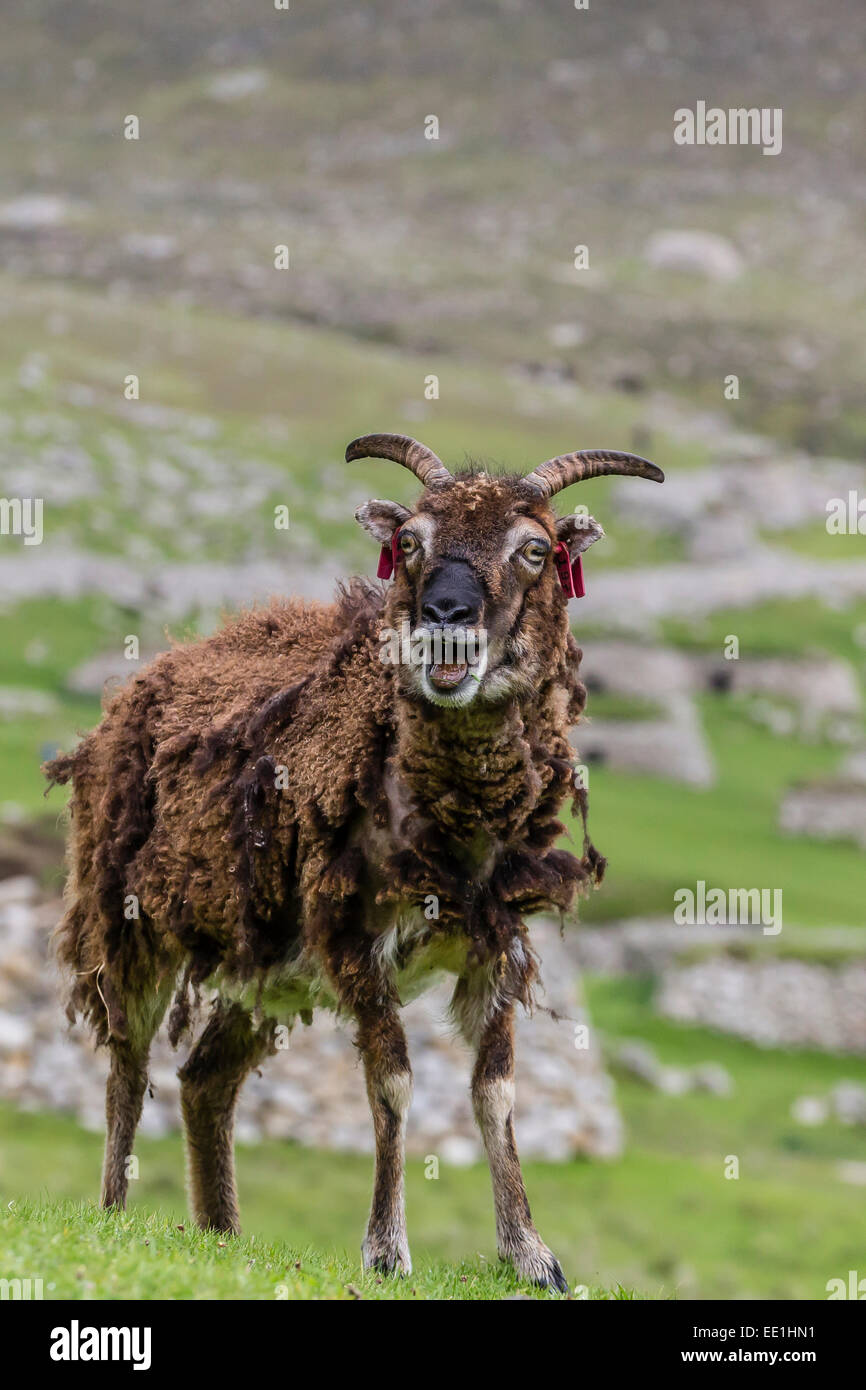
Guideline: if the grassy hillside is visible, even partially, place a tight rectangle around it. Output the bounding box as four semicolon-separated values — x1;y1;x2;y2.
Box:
3;1199;628;1301
2;969;865;1302
583;695;866;926
3;279;865;925
2;1;864;455
1;0;864;1304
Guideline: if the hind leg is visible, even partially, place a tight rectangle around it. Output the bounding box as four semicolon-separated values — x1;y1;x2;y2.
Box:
178;1000;272;1234
101;985;171;1210
102;1041;151;1209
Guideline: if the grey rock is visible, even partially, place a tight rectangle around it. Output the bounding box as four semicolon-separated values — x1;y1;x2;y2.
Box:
658;958;866;1054
780;781;866;850
692;1063;733;1096
0;1012;31;1052
644;230;744;282
830;1082;866;1126
616;1040;662;1086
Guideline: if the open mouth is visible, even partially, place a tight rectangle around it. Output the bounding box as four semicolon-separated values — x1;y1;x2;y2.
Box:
416;626;489;704
428;660;470;691
422;648;488;703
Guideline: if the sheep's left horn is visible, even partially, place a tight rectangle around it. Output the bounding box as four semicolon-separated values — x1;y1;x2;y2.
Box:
523;449;664;498
345;433;453;489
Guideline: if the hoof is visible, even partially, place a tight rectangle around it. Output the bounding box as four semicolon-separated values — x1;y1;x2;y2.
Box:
362;1236;412;1278
505;1238;569;1294
534;1255;569;1295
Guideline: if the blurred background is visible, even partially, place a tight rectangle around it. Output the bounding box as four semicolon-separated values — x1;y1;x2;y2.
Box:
0;0;865;1298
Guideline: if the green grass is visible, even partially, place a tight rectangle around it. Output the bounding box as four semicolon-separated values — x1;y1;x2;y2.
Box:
0;596;125;818
576;692;866;927
763;526;866;562
661;597;866;669
581;691;664;722
587;974;866;1165
0;596;144;694
3;1199;623;1301
0;702;100;820
2;969;864;1308
672;934;866;968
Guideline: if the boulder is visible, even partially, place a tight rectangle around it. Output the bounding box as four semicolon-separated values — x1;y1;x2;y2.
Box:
643;230;743;282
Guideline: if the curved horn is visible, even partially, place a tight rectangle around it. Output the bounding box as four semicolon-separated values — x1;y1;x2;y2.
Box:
523;449;664;498
345;433;453;489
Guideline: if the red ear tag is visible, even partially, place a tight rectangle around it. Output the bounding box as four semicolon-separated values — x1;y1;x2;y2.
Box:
553;541;576;598
377;528;403;580
553;543;586;599
571;552;586;598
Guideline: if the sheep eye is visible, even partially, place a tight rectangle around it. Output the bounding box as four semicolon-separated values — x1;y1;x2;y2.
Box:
520;539;549;564
399;532;418;555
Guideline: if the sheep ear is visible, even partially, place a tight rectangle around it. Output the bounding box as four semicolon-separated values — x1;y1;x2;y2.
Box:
355;499;412;545
555;512;604;557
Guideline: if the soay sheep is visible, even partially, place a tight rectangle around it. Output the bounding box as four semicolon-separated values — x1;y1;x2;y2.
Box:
45;433;663;1290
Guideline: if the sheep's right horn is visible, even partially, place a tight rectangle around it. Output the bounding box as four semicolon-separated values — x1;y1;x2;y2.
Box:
523;449;664;498
345;434;453;489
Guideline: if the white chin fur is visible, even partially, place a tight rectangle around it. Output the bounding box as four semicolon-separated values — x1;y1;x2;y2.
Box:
418;648;489;708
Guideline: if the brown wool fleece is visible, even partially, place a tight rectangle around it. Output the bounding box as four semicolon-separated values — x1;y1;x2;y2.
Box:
44;474;604;1048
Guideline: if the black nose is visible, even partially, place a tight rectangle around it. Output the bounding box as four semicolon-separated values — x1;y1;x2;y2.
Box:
420;559;483;627
422;595;473;625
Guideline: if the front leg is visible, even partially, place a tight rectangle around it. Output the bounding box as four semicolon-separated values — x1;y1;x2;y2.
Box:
357;1007;413;1276
318;906;413;1276
467;1000;568;1293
